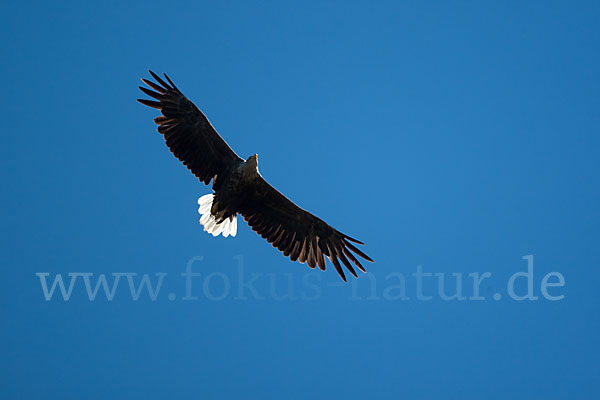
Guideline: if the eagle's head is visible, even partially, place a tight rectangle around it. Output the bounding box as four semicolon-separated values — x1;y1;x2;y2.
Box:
247;153;258;169
242;153;259;177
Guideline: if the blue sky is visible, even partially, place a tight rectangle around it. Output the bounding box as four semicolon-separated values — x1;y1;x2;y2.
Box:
2;1;599;399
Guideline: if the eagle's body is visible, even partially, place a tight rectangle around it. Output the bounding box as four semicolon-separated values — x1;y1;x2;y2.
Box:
138;71;372;281
198;155;259;237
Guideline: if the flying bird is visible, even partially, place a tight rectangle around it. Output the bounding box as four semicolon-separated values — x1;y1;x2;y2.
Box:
138;71;372;281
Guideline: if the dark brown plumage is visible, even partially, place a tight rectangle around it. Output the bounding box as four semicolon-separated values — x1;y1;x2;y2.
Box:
138;70;373;281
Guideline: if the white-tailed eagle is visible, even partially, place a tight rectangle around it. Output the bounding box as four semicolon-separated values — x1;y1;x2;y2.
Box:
138;71;372;281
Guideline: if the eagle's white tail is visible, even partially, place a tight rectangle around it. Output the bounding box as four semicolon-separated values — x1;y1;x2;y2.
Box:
197;194;237;238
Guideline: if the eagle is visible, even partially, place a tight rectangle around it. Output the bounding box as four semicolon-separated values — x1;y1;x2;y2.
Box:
138;71;372;281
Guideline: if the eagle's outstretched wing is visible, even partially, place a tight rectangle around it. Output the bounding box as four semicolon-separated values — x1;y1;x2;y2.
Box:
137;71;243;185
241;176;373;281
